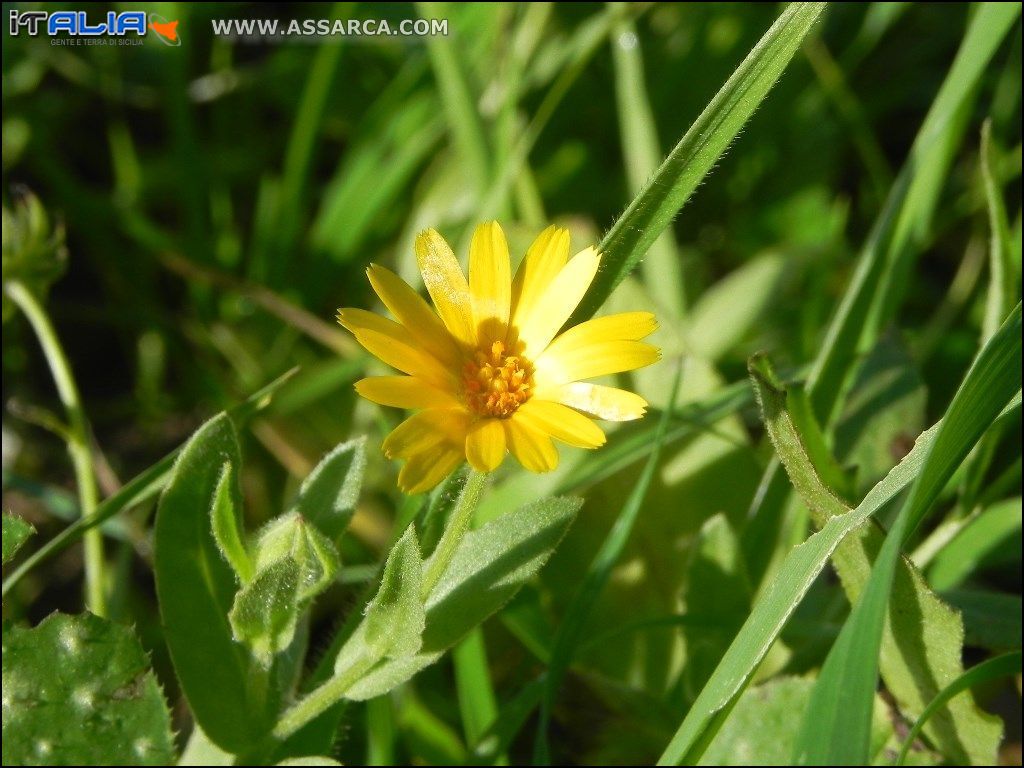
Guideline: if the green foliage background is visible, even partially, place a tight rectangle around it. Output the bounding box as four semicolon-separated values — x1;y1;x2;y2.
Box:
2;2;1020;765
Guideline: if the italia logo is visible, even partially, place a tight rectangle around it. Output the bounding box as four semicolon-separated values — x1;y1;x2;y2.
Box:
8;10;181;46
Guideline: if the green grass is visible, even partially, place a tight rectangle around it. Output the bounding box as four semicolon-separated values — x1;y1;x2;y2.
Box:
2;3;1021;766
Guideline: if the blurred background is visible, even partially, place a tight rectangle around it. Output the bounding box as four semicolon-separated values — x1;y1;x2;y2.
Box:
2;2;1021;764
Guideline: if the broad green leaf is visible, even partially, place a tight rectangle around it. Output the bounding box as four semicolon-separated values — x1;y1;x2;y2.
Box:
895;652;1023;766
659;417;937;765
980;120;1018;343
750;355;1002;765
228;509;339;669
2;514;34;565
685;253;791;361
154;413;270;752
363;525;426;663
699;677;913;767
573;2;826;321
794;305;1021;765
1;612;174;765
928;496;1021;591
229;558;301;669
327;527;426;702
289;437;366;542
339;496;580;702
210;462;253;583
423;496;579;653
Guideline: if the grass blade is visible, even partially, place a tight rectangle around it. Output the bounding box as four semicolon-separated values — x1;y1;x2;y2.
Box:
750;355;1003;764
573;2;826;322
896;651;1023;766
610;4;686;319
418;2;491;191
658;416;938;765
453;629;504;763
534;359;683;763
793;304;1022;765
274;3;350;263
806;2;1022;426
741;0;1021;591
980;119;1018;342
928;496;1021;591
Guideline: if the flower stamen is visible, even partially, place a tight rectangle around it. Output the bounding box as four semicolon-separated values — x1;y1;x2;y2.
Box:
463;339;533;417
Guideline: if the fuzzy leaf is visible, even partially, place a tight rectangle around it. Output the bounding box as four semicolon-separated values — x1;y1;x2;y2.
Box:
2;514;34;565
340;497;579;701
154;413;270;752
364;525;425;661
229;558;301;668
751;354;1004;766
792;304;1020;765
1;612;174;766
210;462;253;583
290;437;366;541
332;526;426;683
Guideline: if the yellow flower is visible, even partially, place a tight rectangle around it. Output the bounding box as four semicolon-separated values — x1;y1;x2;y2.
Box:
338;222;659;493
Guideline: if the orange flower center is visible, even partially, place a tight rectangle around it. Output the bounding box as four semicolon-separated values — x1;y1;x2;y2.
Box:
463;340;533;418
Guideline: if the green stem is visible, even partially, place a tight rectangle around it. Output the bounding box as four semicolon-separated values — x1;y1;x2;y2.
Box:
5;280;106;616
421;468;487;599
273;653;376;741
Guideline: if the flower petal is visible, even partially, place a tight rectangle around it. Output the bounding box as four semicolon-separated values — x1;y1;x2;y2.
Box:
383;408;468;459
516;247;600;357
399;446;464;494
415;228;475;346
510;225;569;333
543;312;657;363
533;382;648;421
536;340;660;384
465;418;506;472
355;376;461;410
338;309;453;388
469;221;511;339
516;399;606;448
504;415;559;472
367;264;462;367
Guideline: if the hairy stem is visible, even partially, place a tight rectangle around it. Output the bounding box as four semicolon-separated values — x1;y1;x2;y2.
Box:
421;468;487;599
